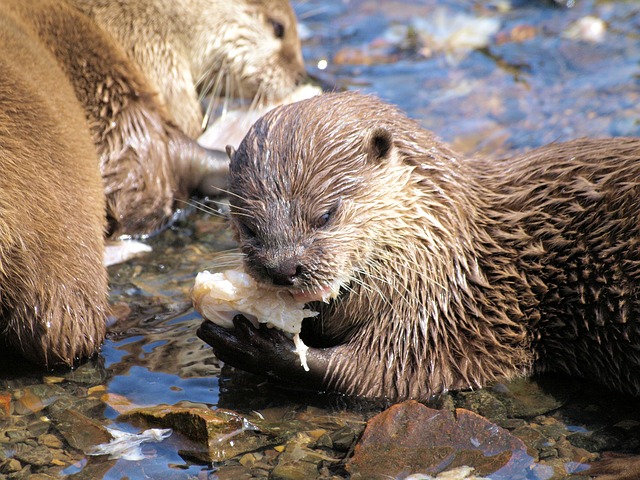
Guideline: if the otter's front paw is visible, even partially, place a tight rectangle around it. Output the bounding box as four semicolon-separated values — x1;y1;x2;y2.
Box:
197;316;304;379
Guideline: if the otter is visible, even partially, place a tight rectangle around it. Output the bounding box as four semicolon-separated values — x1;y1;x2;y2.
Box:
197;91;640;402
54;0;304;235
67;0;305;139
0;1;107;367
0;0;305;367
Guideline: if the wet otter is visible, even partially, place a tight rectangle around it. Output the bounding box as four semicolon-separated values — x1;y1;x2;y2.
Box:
0;1;107;366
0;0;305;367
68;0;305;139
61;0;304;235
198;91;640;402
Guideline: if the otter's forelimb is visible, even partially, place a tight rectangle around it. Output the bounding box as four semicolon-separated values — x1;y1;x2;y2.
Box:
197;316;334;391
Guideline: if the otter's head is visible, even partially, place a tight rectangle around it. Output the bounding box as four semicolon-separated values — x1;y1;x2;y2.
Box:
189;0;305;104
226;92;444;303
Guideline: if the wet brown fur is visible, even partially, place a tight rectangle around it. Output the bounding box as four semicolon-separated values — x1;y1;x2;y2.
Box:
69;0;305;139
0;1;107;366
225;92;640;401
0;0;304;367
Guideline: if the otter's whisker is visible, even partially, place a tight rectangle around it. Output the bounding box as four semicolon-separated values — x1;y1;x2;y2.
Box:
213;186;253;205
182;199;227;218
201;67;229;130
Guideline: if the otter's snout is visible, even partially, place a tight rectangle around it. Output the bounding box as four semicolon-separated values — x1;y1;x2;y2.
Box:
263;258;304;286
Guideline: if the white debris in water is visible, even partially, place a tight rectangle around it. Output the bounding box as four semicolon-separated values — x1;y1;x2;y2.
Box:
216;416;260;444
86;428;172;461
562;16;606;43
104;240;152;267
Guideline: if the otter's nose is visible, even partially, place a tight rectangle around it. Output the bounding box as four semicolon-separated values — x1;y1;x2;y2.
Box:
265;260;303;286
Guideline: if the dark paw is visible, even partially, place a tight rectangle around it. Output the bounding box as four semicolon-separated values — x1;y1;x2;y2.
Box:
197;315;301;378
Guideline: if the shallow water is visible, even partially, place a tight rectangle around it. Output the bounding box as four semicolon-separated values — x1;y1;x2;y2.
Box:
2;1;640;479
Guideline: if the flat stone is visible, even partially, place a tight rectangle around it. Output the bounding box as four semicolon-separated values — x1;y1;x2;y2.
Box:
239;453;257;466
455;389;508;421
0;459;21;474
13;385;65;416
121;405;275;461
511;425;548;452
26;474;57;480
206;465;254;479
4;431;28;442
347;400;533;479
38;434;63;449
568;428;622;452
329;426;356;452
493;378;568;418
313;433;333;449
6;464;31;480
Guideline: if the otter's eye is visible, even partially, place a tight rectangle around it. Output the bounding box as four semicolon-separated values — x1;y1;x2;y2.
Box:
313;210;333;229
317;212;330;227
313;200;341;229
269;18;285;39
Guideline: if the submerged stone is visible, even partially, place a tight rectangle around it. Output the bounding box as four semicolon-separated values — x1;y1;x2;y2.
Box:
48;409;111;452
120;404;275;462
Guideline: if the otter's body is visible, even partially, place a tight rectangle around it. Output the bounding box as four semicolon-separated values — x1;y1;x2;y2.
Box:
0;0;304;367
198;92;640;401
0;1;107;366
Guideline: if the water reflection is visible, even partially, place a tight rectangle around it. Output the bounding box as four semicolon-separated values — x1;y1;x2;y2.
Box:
1;0;640;478
106;367;219;413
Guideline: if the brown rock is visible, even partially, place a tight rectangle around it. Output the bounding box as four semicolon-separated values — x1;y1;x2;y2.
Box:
14;445;53;467
347;400;532;479
270;460;319;480
48;409;111;452
38;434;64;449
0;458;21;473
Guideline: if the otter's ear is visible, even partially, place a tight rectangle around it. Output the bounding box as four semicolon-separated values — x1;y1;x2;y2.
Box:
225;145;236;162
366;127;393;163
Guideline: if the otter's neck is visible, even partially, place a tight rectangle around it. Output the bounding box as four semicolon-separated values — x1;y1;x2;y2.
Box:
323;150;538;401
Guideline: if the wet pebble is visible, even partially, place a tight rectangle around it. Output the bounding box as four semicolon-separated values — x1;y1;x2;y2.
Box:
563;16;606;43
48;408;111;452
568;427;624;452
454;389;507;421
13;445;53;467
25;474;57;480
0;459;21;474
208;465;254;480
14;384;66;415
271;457;320;480
327;426;356;452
